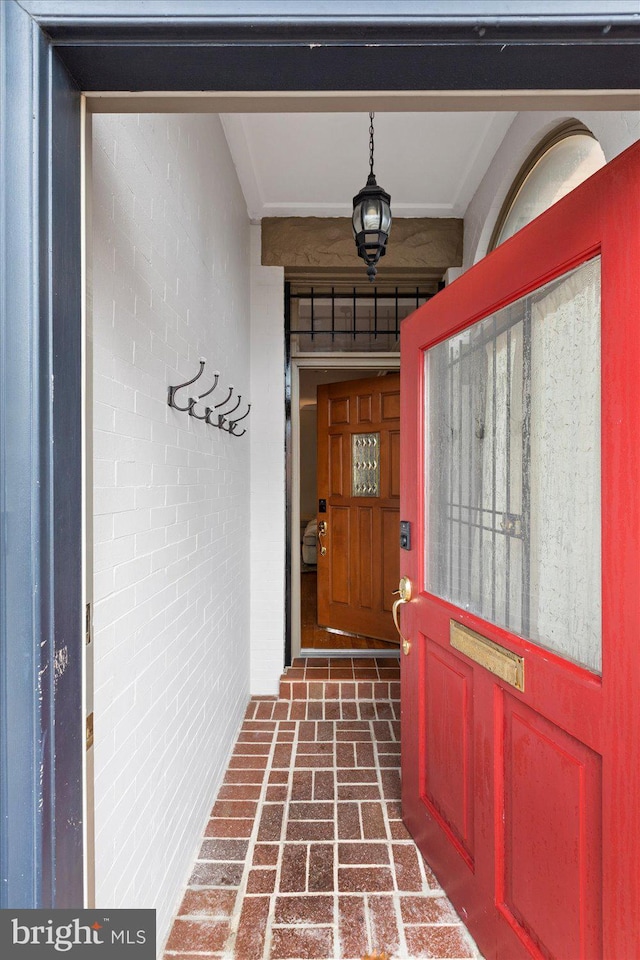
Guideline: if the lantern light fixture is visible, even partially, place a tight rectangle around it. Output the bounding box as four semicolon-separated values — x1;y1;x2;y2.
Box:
351;112;392;283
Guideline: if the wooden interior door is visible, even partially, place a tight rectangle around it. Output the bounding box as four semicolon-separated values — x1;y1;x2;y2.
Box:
400;142;640;960
316;374;400;643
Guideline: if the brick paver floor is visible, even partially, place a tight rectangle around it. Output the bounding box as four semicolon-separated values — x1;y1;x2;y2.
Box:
164;678;482;960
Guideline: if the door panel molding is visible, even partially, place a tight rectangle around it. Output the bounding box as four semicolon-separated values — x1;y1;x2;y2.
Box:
329;506;351;607
329;435;344;497
498;693;602;960
357;507;374;610
422;640;475;866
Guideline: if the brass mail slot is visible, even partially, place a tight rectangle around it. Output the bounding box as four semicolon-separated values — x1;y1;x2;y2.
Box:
450;620;525;691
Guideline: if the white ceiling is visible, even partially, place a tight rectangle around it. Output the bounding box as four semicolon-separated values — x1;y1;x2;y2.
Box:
220;111;517;221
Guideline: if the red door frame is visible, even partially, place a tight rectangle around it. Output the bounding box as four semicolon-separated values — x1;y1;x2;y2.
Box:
400;141;640;959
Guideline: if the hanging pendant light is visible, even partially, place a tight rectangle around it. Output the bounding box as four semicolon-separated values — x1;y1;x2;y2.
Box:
352;112;392;283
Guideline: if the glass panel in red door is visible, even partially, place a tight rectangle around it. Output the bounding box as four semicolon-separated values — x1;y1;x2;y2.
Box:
399;141;640;960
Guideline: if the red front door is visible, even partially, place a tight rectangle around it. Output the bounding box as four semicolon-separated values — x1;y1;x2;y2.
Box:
399;142;640;960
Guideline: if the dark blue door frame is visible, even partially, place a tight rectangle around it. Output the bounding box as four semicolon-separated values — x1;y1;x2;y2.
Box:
0;0;83;908
1;0;638;910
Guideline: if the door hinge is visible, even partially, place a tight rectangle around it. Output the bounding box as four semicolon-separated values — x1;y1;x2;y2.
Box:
85;602;92;645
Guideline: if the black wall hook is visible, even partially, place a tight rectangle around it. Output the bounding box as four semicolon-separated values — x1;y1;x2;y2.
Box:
168;359;205;411
167;363;250;438
189;399;209;421
213;385;235;411
209;385;236;429
198;371;220;402
227;403;251;437
189;371;220;420
215;393;243;430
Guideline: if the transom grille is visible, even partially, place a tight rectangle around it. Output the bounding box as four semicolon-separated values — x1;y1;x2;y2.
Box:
287;285;432;355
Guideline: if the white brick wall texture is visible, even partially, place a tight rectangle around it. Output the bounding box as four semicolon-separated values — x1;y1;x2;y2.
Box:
249;225;285;695
91;113;252;952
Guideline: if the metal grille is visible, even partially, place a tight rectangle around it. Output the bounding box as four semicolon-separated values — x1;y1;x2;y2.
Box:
287;285;432;354
426;258;603;670
427;299;531;637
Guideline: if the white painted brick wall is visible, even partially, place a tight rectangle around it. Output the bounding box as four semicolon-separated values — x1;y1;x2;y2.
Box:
249;225;286;695
91;114;251;952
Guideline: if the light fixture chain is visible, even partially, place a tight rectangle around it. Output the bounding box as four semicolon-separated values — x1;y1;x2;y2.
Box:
369;111;375;178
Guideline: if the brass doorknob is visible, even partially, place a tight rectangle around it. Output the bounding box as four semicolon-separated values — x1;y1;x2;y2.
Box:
392;577;412;654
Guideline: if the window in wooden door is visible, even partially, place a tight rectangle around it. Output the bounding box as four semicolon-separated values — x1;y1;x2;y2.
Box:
425;256;601;672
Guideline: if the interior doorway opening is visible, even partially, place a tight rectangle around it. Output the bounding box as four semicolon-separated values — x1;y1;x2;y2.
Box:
286;282;432;661
298;367;400;656
291;359;400;660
